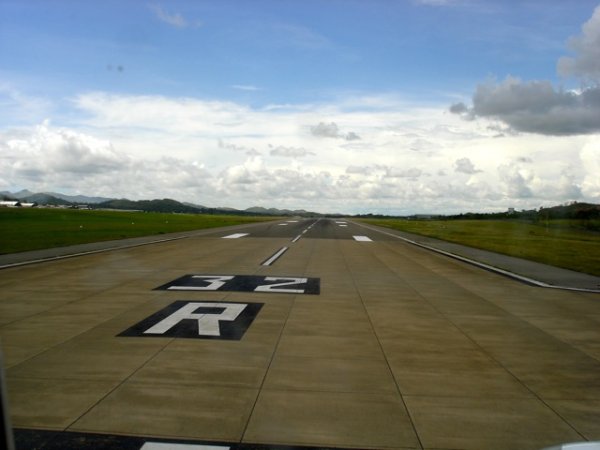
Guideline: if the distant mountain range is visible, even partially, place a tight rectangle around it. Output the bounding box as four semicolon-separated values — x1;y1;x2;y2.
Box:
0;189;320;217
2;189;113;205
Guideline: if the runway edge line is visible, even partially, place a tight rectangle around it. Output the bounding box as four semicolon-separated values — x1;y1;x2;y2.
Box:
354;221;600;294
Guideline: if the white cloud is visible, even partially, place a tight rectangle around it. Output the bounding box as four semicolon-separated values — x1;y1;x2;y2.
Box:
451;77;600;136
269;145;314;158
231;85;261;91
2;91;598;214
310;121;361;140
558;5;600;82
0;83;52;124
453;7;600;136
150;5;199;29
497;161;534;198
454;157;481;175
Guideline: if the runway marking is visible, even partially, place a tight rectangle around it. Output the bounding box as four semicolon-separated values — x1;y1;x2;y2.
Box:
142;444;227;450
286;220;299;222
339;224;348;227
278;223;288;226
14;428;368;450
262;246;288;266
156;274;320;294
119;301;263;340
353;235;372;241
353;221;600;293
292;234;302;243
222;233;249;239
255;277;309;294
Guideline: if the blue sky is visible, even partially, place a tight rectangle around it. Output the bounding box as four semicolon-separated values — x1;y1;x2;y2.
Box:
1;1;600;214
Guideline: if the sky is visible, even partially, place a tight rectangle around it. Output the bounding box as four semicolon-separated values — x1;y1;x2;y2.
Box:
1;0;599;215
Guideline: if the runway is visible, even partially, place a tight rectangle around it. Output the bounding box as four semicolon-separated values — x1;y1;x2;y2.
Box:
1;218;600;450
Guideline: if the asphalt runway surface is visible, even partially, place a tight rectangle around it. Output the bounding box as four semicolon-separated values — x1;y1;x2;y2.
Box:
1;218;600;450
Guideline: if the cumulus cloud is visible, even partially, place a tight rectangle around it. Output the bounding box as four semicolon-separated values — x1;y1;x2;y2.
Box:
4;122;127;180
0;122;216;200
218;139;261;156
310;121;341;138
558;5;600;82
451;7;600;136
454;157;481;174
450;77;600;135
310;121;361;140
497;161;534;198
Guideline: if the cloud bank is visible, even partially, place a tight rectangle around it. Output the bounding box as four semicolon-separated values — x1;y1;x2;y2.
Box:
2;90;597;215
451;5;600;137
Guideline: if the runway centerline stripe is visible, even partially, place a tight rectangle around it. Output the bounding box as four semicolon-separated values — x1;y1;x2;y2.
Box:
292;234;302;243
261;246;289;266
222;233;249;239
353;235;373;242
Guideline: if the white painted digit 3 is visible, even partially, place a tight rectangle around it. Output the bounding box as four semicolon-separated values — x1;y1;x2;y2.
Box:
254;277;308;294
167;275;234;291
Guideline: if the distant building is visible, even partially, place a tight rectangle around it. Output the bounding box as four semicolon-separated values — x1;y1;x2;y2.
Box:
507;207;515;214
20;202;37;208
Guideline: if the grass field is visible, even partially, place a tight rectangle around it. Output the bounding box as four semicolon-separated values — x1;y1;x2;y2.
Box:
359;218;600;276
0;208;275;254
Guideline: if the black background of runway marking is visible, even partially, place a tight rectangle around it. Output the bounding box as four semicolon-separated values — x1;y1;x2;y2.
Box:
155;275;320;295
117;301;263;340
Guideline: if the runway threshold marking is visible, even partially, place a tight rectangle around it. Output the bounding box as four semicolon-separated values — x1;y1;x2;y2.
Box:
222;233;249;239
261;246;289;266
353;235;372;242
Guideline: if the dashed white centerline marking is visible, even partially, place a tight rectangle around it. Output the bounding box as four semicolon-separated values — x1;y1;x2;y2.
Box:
278;223;288;226
292;235;302;243
262;247;289;266
222;233;249;239
353;235;372;242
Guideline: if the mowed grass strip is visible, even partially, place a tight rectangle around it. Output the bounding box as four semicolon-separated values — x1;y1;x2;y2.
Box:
0;208;274;254
360;218;600;276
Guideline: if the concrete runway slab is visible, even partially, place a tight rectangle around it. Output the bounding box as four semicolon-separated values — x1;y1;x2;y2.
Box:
2;218;599;449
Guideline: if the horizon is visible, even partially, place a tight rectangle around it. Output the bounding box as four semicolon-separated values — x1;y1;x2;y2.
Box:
1;1;600;215
3;187;598;218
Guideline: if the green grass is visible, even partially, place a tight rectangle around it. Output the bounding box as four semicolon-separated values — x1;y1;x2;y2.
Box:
0;208;274;254
358;218;600;276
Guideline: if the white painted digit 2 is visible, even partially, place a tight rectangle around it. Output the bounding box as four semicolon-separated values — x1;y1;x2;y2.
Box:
254;277;308;294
